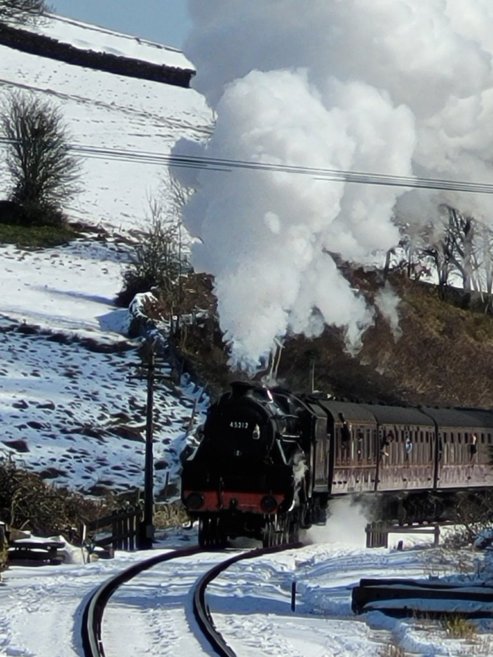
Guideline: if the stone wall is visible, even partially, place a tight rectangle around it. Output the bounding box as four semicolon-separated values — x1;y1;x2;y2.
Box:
0;23;195;88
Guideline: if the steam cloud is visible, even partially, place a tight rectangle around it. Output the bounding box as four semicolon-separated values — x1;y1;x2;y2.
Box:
175;0;493;371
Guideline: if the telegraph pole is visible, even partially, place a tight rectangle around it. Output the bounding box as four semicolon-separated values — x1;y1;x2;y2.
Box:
135;339;158;549
143;342;155;548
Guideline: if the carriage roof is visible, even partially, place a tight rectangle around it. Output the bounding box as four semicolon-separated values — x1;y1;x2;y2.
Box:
313;399;377;423
422;406;493;429
362;404;434;426
313;399;435;427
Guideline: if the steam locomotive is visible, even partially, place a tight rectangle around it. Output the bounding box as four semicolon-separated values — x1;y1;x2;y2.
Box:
181;381;493;547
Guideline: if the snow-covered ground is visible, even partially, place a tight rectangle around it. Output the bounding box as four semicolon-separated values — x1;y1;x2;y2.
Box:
0;15;211;495
0;38;211;232
3;518;493;657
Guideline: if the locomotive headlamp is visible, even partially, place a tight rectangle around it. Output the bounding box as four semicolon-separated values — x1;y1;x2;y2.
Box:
185;492;204;510
260;495;278;513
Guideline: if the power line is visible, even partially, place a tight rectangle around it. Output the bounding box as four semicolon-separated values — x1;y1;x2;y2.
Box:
1;137;493;194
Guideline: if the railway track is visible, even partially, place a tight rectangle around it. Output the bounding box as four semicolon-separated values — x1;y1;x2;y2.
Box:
81;542;301;657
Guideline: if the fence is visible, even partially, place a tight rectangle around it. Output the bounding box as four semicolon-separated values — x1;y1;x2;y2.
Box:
82;506;142;553
365;521;441;549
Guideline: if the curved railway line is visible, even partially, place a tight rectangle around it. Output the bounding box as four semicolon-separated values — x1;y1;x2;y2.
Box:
81;542;301;657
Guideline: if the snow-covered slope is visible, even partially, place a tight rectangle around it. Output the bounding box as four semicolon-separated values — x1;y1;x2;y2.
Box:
0;15;211;232
0;15;212;496
34;12;194;69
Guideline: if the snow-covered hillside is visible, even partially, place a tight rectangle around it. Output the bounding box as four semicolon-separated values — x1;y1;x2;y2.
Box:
0;14;211;231
32;12;193;69
0;14;212;496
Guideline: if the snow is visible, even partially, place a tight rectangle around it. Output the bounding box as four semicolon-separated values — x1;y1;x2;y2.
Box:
2;526;493;657
0;11;493;657
24;12;194;70
0;15;211;496
0;18;211;233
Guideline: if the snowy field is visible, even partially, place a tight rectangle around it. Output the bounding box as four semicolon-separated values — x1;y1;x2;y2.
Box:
0;35;211;232
0;15;211;495
3;518;493;657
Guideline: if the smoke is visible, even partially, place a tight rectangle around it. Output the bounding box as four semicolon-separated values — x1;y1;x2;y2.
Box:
306;497;369;548
375;283;402;340
175;0;493;371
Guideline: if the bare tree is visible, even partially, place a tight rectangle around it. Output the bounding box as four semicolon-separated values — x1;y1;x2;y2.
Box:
421;222;454;292
0;0;48;24
118;195;191;308
1;92;81;225
412;206;478;295
388;215;433;281
473;222;493;312
441;206;477;292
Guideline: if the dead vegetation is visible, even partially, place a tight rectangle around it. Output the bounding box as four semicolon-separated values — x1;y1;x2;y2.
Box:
168;268;493;408
0;458;112;540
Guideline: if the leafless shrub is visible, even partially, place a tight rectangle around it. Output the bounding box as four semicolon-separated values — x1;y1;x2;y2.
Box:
0;458;105;540
117;190;191;308
421;546;483;580
153;501;188;529
0;91;81;225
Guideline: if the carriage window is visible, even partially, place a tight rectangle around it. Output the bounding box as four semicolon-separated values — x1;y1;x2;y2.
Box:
356;428;364;460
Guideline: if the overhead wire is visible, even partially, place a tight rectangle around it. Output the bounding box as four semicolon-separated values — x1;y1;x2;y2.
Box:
1;136;493;194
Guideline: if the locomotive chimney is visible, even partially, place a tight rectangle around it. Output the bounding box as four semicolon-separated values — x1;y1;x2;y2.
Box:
230;381;252;396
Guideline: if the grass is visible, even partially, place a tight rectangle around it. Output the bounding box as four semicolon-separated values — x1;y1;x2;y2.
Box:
0;222;80;248
442;615;478;640
403;612;493;656
378;645;407;657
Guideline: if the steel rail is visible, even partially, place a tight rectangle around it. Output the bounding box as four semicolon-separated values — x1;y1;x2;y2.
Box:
193;542;303;657
81;545;203;657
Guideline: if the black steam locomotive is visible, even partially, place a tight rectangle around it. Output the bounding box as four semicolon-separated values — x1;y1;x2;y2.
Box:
181;381;493;547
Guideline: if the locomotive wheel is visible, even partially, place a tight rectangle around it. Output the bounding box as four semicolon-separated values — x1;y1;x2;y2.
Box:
198;517;210;548
262;519;276;548
263;517;282;547
289;515;300;543
263;514;299;547
280;516;290;544
299;499;313;529
214;517;227;547
199;516;227;548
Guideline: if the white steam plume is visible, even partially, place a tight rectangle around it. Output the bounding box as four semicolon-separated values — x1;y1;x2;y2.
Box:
375;283;402;340
306;497;369;547
175;0;493;371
